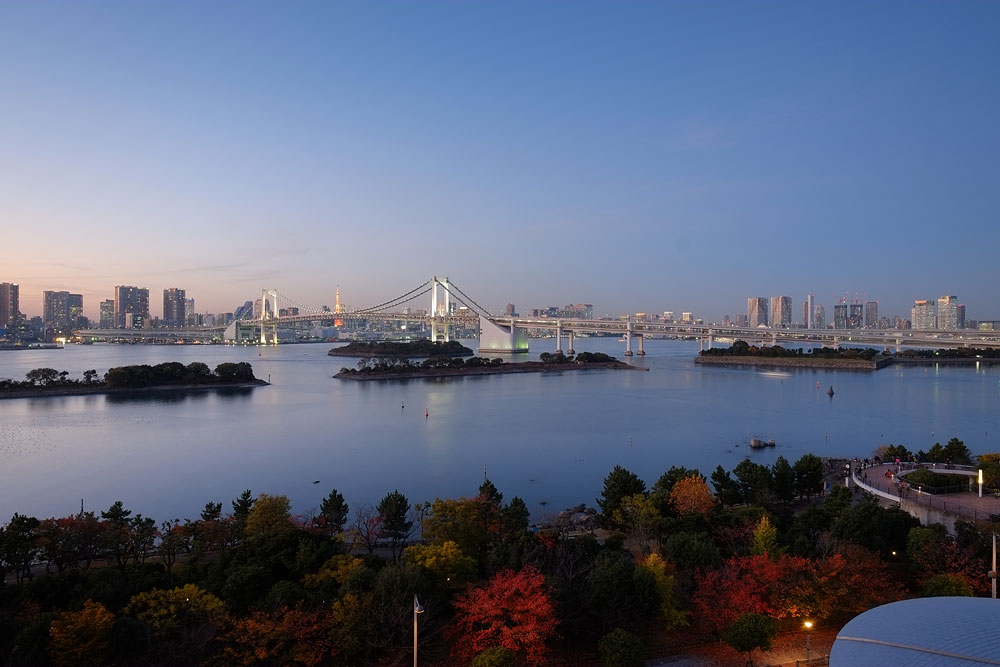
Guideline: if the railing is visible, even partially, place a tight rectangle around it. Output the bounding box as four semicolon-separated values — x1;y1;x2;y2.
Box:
852;464;1000;522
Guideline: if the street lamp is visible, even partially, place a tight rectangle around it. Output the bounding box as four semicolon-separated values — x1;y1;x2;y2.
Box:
804;620;813;663
413;595;425;667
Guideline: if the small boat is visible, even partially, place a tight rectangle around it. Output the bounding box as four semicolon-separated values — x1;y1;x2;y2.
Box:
750;438;776;449
827;385;835;396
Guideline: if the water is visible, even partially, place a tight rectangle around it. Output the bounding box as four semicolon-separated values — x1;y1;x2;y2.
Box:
1;339;998;522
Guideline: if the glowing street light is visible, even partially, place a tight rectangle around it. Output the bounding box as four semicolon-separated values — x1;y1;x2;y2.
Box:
804;620;813;662
413;595;425;667
979;469;984;498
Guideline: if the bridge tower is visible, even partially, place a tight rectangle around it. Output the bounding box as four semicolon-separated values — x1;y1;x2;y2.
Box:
259;289;279;344
429;276;451;342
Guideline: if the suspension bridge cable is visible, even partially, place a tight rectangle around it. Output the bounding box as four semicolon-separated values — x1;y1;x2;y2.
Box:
437;281;492;318
354;281;432;313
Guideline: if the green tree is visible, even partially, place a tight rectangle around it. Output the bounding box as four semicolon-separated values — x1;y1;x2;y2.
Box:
725;612;776;665
319;488;349;536
501;496;530;538
922;573;974;597
598;466;646;527
100;501;132;567
471;646;516;667
405;540;477;586
598;628;644;667
2;512;40;585
25;367;60;386
231;489;255;543
771;456;796;503
377;489;413;562
734;459;773;505
793;453;824;498
711;465;742;506
750;516;781;557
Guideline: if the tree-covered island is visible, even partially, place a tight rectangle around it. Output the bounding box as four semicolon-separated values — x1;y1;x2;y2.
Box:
335;351;644;380
697;341;888;369
0;362;267;399
328;339;473;358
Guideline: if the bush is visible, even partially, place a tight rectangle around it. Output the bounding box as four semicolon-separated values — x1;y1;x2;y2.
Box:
905;469;969;491
471;646;515;667
598;628;644;667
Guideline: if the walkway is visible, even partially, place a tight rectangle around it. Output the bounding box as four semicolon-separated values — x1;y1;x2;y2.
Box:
852;462;1000;522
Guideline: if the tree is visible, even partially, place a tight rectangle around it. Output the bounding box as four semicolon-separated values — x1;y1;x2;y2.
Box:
711;465;742;506
100;501;131;567
471;646;516;667
319;488;349;536
652;466;702;514
771;456;796;503
613;494;660;553
734;459;773;505
501;497;530;538
637;553;686;630
2;513;40;584
405;540;476;586
377;489;413;562
245;494;292;538
669;474;716;516
25;367;60;386
922;573;974;597
82;369;98;385
351;505;383;554
48;599;115;667
232;489;256;542
598;466;646;527
598;628;644;667
450;566;558;664
750;516;781;557
124;584;225;661
725;613;776;665
793;454;824;498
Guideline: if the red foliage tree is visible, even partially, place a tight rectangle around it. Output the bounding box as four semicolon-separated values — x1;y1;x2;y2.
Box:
450;566;559;664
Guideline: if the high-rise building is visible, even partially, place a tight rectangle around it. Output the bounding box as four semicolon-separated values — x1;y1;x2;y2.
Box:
937;295;958;330
848;302;863;329
163;288;186;327
43;291;70;327
814;304;826;329
864;301;878;329
747;297;768;328
504;303;516;317
957;304;966;329
114;285;150;329
805;294;814;328
769;296;791;328
834;303;848;329
67;293;83;325
0;282;19;332
99;300;115;328
912;300;936;330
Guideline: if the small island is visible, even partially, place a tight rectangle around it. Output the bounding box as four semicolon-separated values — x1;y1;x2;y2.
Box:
328;339;473;358
335;351;645;381
0;362;268;400
695;341;890;370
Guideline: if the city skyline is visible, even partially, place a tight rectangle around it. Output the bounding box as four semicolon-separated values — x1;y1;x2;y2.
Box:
2;3;999;320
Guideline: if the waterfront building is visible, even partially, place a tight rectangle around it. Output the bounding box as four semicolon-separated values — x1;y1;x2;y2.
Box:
833;303;848;329
99;300;115;328
912;300;936;330
957;304;966;329
864;301;878;329
67;293;83;326
804;294;814;328
937;295;959;330
848;302;863;329
43;291;70;328
162;288;186;328
814;304;826;329
0;282;19;332
114;286;150;329
769;296;792;328
747;297;768;328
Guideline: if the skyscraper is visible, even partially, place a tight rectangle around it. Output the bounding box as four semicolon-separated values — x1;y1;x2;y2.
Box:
805;294;814;328
43;290;70;327
99;300;115;328
163;288;186;328
114;285;150;329
864;301;878;329
912;300;936;330
0;282;19;332
747;297;768;328
834;303;848;329
67;293;83;325
770;296;791;328
937;295;958;330
957;304;966;329
814;304;826;329
848;302;863;329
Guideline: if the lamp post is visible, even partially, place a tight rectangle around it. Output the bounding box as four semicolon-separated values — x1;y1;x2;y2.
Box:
979;469;984;498
804;621;813;663
413;595;424;667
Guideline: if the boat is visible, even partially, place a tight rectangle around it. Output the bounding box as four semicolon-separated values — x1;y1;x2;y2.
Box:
750;438;776;449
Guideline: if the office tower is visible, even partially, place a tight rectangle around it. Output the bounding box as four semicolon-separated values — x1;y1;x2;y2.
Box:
814;304;826;329
848;302;863;329
747;297;768;328
99;300;115;328
43;291;70;327
114;285;150;329
864;301;878;329
504;303;516;317
67;293;83;325
834;303;848;329
663;311;674;322
769;296;791;328
937;295;958;330
163;288;186;327
0;282;19;330
805;294;814;328
957;304;966;329
912;300;936;330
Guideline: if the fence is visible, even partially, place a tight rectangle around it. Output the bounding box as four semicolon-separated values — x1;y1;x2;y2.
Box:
852;465;1000;523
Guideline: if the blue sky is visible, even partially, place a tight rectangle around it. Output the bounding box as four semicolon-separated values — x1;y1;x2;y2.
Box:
2;2;998;322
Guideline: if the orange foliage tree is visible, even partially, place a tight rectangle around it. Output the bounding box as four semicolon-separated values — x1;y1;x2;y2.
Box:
669;475;716;516
450;566;559;664
48;599;115;667
223;606;332;666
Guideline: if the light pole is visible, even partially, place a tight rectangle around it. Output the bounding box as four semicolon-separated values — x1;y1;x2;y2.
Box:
413;595;424;667
804;620;813;663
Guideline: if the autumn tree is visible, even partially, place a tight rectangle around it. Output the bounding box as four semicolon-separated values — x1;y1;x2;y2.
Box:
245;494;292;538
124;584;226;662
351;505;383;554
48;599;115;667
223;605;333;666
637;553;686;630
651;466;702;514
612;494;660;553
405;540;477;587
669;474;716;516
450;566;558;664
750;516;781;557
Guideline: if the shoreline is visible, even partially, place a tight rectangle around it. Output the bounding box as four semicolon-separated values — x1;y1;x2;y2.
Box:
0;379;269;401
693;356;887;370
335;361;645;381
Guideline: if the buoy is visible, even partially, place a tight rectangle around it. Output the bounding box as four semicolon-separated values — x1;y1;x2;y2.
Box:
401;402;405;410
425;409;429;418
827;385;835;396
816;381;820;389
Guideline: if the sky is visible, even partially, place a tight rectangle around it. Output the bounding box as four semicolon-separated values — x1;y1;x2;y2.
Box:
1;2;998;323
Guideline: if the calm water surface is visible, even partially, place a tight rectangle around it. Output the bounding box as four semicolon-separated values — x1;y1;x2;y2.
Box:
1;339;998;522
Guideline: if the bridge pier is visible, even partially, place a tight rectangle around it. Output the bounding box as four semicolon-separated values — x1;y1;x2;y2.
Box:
707;333;714;350
637;334;645;356
567;330;575;355
624;320;633;356
555;320;563;353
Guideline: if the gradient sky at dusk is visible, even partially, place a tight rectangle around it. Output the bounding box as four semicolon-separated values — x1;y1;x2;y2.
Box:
2;2;998;322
